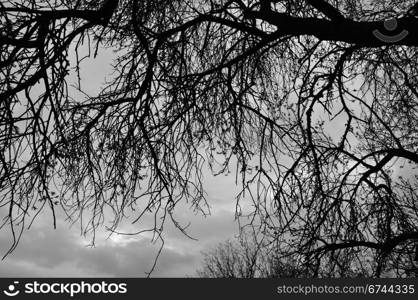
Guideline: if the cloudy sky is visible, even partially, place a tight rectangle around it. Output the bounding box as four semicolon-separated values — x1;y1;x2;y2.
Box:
0;47;244;277
0;166;243;277
0;26;414;279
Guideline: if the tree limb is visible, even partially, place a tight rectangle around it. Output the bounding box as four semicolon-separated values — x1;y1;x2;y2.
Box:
246;10;418;46
306;0;345;21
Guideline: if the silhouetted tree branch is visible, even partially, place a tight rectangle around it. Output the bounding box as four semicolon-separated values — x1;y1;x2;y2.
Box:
1;0;418;276
198;229;368;277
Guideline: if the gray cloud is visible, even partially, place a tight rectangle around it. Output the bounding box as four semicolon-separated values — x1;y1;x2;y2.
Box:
0;198;238;277
0;45;243;278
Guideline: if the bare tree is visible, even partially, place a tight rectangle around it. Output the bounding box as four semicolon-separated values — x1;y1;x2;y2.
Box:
197;239;261;278
1;0;418;276
197;229;366;277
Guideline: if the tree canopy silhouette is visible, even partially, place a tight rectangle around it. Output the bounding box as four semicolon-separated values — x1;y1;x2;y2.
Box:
197;229;367;277
1;0;418;276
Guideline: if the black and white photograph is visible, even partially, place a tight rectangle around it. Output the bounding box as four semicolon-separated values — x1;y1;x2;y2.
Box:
0;0;418;298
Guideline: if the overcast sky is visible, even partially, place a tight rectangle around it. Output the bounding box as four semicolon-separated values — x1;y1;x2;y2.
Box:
0;165;243;277
0;29;414;279
0;47;245;277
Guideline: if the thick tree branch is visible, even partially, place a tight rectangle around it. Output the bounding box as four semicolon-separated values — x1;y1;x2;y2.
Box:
317;232;418;253
247;10;418;46
306;0;345;21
